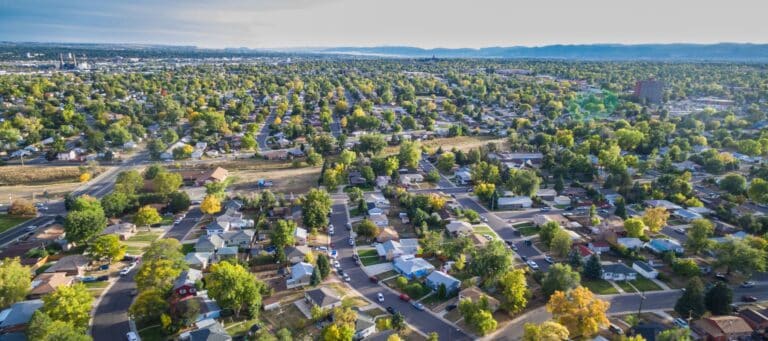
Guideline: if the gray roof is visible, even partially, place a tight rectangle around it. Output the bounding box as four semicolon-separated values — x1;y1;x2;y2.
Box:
196;234;224;250
0;299;43;328
221;229;254;242
426;271;460;287
633;261;655;273
45;254;88;273
393;255;435;275
189;321;231;341
173;269;203;290
185;252;212;265
602;263;637;275
305;287;341;307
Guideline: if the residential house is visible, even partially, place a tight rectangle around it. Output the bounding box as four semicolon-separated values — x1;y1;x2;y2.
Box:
354;313;377;340
215;209;254;229
739;308;768;331
294;227;308;245
536;189;557;201
223;199;244;212
101;222;137;241
221;230;255;249
647;238;684;255
399;173;424;185
287;262;314;289
195;167;229;186
368;207;385;216
173;269;203;298
185;252;213;270
205;220;230;236
175;291;222;323
633;261;659;279
588;241;610;254
601;263;638;281
45;254;89;277
348;170;367;186
445;220;473;236
375;239;419;260
554;196;571;206
195;234;225;253
376;227;399;243
616;237;644;250
425;271;461;295
0;299;43;333
216;246;238;260
365;193;390;211
673;209;702;223
369;214;389;228
693;316;753;341
574;244;595;261
628;322;667;341
393;255;435;279
497;196;533;209
187;320;231;341
643;199;682;211
57;150;78;161
458;287;500;312
375;176;390;189
28;272;73;299
305;287;342;310
286;245;312;264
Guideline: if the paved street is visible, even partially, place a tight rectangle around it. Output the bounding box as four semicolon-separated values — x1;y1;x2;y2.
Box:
419;159;456;189
328;199;472;340
91;271;137;341
256;108;277;150
164;207;203;241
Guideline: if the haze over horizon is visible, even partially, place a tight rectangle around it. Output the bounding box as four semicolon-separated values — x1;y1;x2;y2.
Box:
1;0;767;49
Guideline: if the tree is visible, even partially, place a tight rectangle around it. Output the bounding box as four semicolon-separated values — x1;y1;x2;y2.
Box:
458;297;498;335
310;266;321;286
271;220;296;248
686;219;714;254
498;269;528;315
128;288;169;323
539;221;561;246
472;161;500;184
0;257;31;308
642;207;669;233
523;321;570;341
27;311;92;341
321;323;354;341
114;170;143;195
749;178;768;204
427;332;439;341
101;192;130;217
719;173;747;195
507;169;541;197
339;149;356;167
207;262;264;317
8;199;36;216
674;277;706;319
135;239;187;292
386;335;402;341
153;171;182;196
713;237;767;276
657;328;692;341
134;205;162;229
583;254;603;280
396;276;408;290
437;152;455;173
64;209;107;244
316;254;331;279
474;182;497;204
347;187;364;205
624;218;646;238
546;286;609;338
542;264;581;298
87;235;126;263
614;198;627;219
302;188;332;229
41;283;93;331
705;282;732;315
200;194;222;215
168;191;191;213
471;240;512;280
398;140;421;169
357;134;387;155
550;230;573;258
307;150;323;166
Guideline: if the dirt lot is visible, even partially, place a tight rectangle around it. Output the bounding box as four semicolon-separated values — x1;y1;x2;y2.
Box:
176;159;321;195
0;165;103;185
382;136;506;156
0;182;82;202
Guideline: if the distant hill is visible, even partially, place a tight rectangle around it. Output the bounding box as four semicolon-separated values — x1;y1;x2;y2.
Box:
314;44;768;61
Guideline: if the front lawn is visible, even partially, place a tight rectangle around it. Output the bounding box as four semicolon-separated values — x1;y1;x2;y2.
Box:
630;278;663;292
181;243;195;255
582;279;619;295
515;223;540;236
358;249;379;258
349;207;364;217
138;325;165;341
361;256;385;266
0;215;31;233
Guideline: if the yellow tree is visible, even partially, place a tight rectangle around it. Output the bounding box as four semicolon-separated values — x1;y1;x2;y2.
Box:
200;195;221;215
642;207;670;233
134;205;162;231
523;321;570;341
546;286;609;338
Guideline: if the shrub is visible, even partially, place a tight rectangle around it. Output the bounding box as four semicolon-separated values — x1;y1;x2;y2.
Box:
8;199;37;216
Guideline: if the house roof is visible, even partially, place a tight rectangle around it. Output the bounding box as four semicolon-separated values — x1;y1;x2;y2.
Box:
196;234;225;249
498;196;533;205
393;255;435;275
173;269;203;290
204;167;229;182
221;229;254;242
426;271;460;287
0;299;43;328
575;245;594;257
305;287;341;307
285;245;311;259
185;252;212;266
29;272;72;296
633;261;655;273
701;316;753;335
602;263;637;275
217;246;238;255
189;320;231;341
45;254;89;273
445;220;473;234
377;227;399;240
291;262;314;280
740;308;768;326
294;227;308;239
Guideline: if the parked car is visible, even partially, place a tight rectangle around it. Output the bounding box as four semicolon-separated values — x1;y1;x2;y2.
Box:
741;295;758;302
333;260;341;268
412;302;425;311
25;225;37;232
386;306;396;314
329;250;338;259
544;256;554;264
343;274;351;282
740;281;755;288
399;294;410;301
527;260;539;270
79;276;96;283
377;293;384;303
520;255;528;262
714;273;728;281
126;332;139;341
609;324;623;334
511;244;518;251
673;318;689;328
346;223;352;230
446;304;458;311
369;276;378;283
674;227;685;234
95;275;109;281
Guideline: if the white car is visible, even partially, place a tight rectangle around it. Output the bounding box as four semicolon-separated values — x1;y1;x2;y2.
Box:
343;274;351;282
377;293;384;302
333;260;341;268
527;260;539;270
126;332;138;341
25;225;37;232
120;262;138;276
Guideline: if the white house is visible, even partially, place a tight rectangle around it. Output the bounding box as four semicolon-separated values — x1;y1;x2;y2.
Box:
445;220;473;236
632;261;659;279
294;227;308;245
369;214;389;227
497;196;533;209
616;237;644;250
286;262;314;289
601;263;638;281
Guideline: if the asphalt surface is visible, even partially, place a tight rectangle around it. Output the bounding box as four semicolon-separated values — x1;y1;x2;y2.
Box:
90;271;137;341
256;108;277;150
419;160;456;189
329;199;472;341
0;215;55;247
164;207;203;241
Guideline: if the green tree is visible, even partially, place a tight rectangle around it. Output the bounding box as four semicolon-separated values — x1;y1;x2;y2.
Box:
539;221;560;246
471;240;512;281
302;188;332;229
339;149;356;166
128;288;169;323
714;237;767;276
271;220;296;248
458;297;497;335
87;235;127;263
392;312;406;331
674;277;706;319
398;140;421;169
310;267;321;286
686;219;714;254
719;173;747;195
114;170;143;195
357;219;379;238
498;269;529;315
306;150;323;166
437;152;456;173
134;205;162;229
471;161;500;184
0;257;31;308
748;178;768;204
542;264;581;298
135;239;187;292
64;209;108;243
357;134;387;155
705;282;732;315
316;254;331;279
40;283;93;331
101;192;130;218
207;262;264;317
153;171;182;196
507;169;541;196
27;311;92;341
624;217;646;238
614;198;627;219
657;328;692;341
583;254;602;280
550;229;573;258
168;191;191;213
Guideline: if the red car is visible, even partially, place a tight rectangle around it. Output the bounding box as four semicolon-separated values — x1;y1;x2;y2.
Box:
399;294;411;302
369;276;378;283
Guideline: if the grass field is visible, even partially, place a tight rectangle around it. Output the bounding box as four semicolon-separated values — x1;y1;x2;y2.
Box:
618;278;663;292
138;325;165;341
123;230;162;255
0;215;31;233
515;223;540;236
0;165;102;186
582;279;619;295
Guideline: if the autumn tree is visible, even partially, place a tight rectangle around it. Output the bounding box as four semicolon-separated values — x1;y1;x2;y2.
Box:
523;321;570;341
624;217;646;238
0;257;31;307
87;235;127;263
134;205;162;229
27;311;92;341
498;269;528;315
207;262;264;317
40;283;93;331
546;286;609;338
200;194;222;215
135;238;187;292
642;207;670;233
458;296;498;336
8;199;36;216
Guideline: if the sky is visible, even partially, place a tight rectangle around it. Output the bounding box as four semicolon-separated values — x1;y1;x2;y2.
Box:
1;0;767;49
